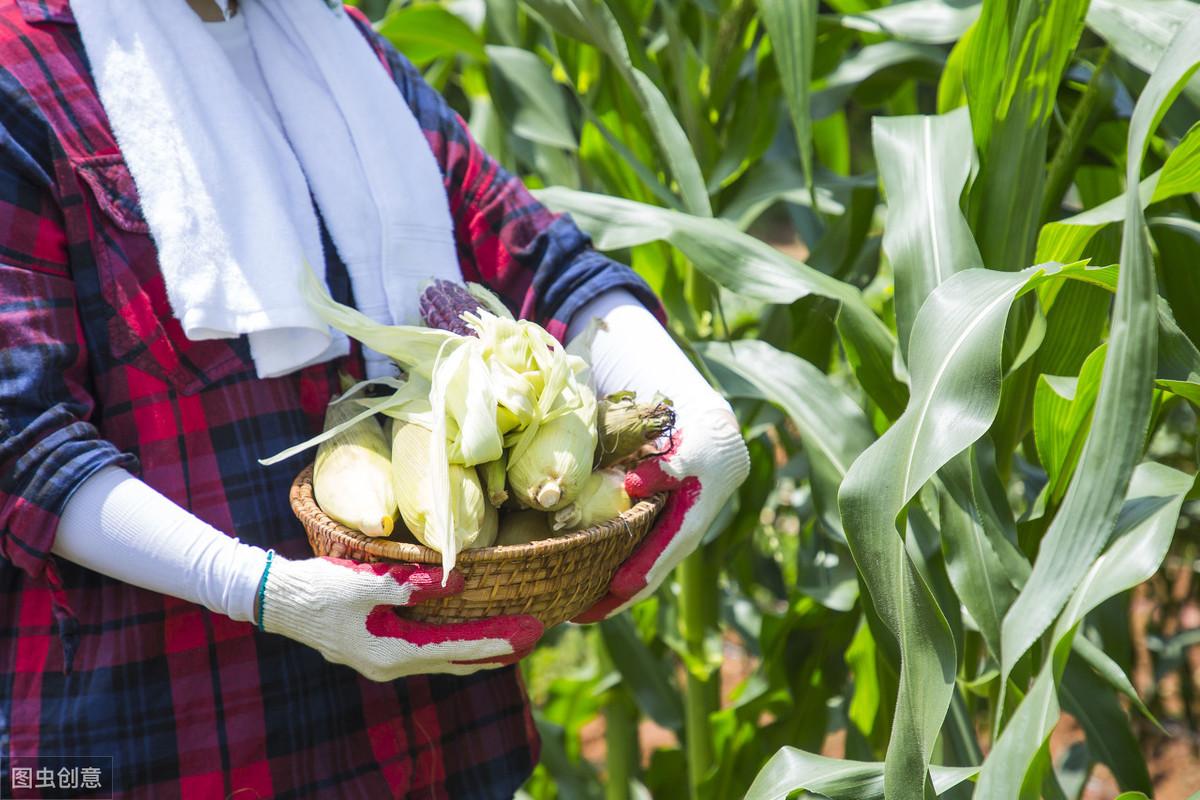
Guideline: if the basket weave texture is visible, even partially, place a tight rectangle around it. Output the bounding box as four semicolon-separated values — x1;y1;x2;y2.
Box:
290;464;665;627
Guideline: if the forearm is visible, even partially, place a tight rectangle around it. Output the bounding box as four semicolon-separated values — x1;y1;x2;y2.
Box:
568;290;749;623
51;467;538;678
52;466;268;622
567;289;727;414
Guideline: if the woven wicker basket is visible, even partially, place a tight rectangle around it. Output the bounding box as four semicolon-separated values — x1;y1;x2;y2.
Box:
290;464;665;627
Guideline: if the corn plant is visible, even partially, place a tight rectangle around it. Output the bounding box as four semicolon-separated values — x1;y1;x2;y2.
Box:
372;0;1200;797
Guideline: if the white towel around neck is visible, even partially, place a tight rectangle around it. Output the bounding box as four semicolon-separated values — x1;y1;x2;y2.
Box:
72;0;463;379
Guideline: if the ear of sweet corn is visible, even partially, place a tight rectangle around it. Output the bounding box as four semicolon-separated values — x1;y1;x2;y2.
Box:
595;393;676;468
552;467;631;532
313;394;397;537
507;385;599;511
471;483;500;549
391;419;495;560
418;279;480;336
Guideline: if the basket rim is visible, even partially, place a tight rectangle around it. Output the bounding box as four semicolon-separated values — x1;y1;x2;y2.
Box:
290;463;666;565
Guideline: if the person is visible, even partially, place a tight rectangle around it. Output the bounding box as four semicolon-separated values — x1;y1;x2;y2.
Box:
0;0;749;796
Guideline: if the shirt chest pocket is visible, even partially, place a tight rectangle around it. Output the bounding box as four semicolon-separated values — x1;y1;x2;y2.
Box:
72;153;254;395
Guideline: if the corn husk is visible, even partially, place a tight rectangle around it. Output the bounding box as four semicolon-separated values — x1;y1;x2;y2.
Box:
595;392;676;468
466;281;516;319
301;266;459;379
312;391;397;537
474;486;500;548
391;420;496;567
552;467;630;532
481;455;509;508
495;509;554;546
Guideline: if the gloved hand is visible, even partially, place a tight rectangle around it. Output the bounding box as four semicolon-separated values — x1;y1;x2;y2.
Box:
260;555;543;681
574;405;748;622
566;292;750;623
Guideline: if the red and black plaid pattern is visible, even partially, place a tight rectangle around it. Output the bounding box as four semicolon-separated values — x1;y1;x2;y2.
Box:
0;2;659;796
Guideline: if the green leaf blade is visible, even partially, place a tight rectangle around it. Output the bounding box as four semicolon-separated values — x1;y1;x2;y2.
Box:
873;107;983;355
1000;10;1200;688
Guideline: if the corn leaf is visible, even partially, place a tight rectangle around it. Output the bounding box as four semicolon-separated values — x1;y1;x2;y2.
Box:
873;107;982;356
937;446;1025;658
757;0;816;193
698;340;873;486
1086;0;1200;106
978;463;1193;795
813;42;945;120
1000;11;1200;688
1059;659;1153;793
376;4;487;65
838;262;1083;799
1071;635;1158;725
698;339;874;542
936;17;975;112
1030;281;1111;383
1032;343;1107;503
599;616;685;733
836;262;1116;796
719;161;846;229
964;0;1090;271
832;0;981;44
486;45;577;151
1153;216;1200;351
744;748;976;800
535;187;908;417
872;101;1017;669
521;0;711;216
1036;121;1200;262
628;69;712;216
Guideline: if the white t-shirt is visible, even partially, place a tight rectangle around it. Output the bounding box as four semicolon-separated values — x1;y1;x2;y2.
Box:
203;12;284;128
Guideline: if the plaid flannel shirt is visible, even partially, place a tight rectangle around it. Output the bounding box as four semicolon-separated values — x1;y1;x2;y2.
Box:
0;1;661;797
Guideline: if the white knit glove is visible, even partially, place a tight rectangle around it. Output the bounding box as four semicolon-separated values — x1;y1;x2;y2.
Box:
568;293;750;622
260;556;543;681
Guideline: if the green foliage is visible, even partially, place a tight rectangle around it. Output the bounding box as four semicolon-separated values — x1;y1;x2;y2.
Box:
372;0;1200;797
